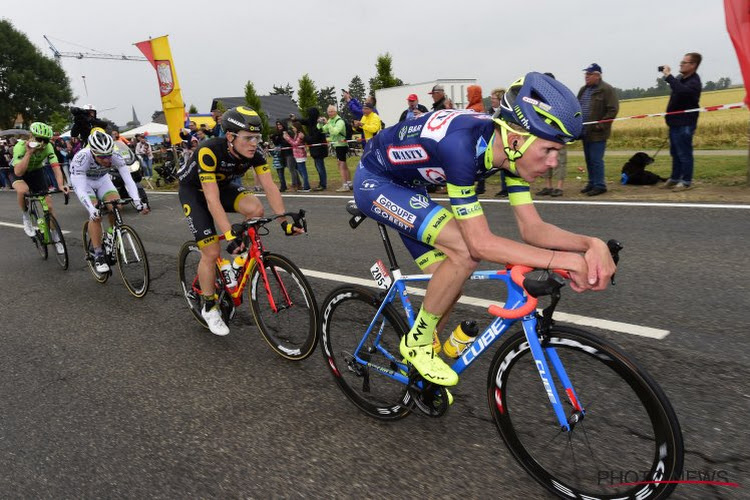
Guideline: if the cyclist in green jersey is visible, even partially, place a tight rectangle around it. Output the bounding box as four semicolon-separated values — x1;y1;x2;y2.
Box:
10;122;69;238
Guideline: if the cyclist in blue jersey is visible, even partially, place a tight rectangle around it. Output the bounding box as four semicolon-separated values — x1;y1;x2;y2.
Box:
352;72;616;386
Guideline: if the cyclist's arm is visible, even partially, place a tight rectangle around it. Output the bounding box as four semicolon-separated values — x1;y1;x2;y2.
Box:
256;170;286;215
511;202;614;290
45;145;67;190
11;142;34;177
70;175;100;219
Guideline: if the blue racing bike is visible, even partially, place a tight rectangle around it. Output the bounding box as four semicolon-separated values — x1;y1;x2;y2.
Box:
319;202;684;499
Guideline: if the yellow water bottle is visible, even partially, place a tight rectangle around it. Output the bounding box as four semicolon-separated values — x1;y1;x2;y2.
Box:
443;320;479;358
232;254;246;277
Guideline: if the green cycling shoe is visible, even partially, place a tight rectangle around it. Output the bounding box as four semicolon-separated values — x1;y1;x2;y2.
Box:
399;335;459;386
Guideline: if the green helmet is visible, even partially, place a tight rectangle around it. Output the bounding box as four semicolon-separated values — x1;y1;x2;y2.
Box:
29;122;53;139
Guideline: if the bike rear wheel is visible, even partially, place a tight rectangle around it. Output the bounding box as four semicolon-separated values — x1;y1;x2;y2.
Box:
488;326;683;500
319;285;411;420
47;214;68;270
115;225;149;298
82;221;109;283
248;253;318;360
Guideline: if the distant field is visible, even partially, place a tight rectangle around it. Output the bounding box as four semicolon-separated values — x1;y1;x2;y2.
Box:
579;88;748;150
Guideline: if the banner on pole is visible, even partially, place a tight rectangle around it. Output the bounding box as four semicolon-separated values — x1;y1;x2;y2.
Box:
135;36;185;145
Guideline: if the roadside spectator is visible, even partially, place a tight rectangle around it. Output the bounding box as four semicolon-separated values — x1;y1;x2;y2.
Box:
112;129;129;146
444;97;455;109
268;139;287;191
298;107;329;191
354;103;382;143
486;87;509;197
211;108;224;137
196;129;209;142
135;135;154;179
319;105;351;192
0;141;11;190
488;87;505;117
429;84;447;111
535;72;568;197
399;94;428;122
272;120;298;191
466;85;485;112
577;63;619;196
283;121;311;192
660;52;702;191
342;91;378;120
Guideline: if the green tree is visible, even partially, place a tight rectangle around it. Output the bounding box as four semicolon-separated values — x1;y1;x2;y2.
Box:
188;104;198;114
317;86;337;111
271;83;296;104
0;20;74;128
244;80;269;138
368;52;403;94
297;74;317;119
703;81;717;92
48;110;69;133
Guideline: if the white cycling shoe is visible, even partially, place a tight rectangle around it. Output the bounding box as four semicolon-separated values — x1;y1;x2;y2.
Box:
201;305;230;336
22;214;35;237
94;254;110;273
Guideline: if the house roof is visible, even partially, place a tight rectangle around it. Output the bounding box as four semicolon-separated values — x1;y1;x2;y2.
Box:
210;95;300;124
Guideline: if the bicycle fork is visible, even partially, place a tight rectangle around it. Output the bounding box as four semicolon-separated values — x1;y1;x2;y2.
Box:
521;315;585;432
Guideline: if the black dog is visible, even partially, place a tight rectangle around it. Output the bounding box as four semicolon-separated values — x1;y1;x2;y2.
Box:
620;152;666;185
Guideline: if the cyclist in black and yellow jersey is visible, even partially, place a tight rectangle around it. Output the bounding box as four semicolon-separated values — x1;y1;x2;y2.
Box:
178;106;303;336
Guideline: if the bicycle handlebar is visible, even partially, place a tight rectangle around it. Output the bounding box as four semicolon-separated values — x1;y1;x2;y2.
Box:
24;189;70;205
222;210;307;241
488;239;623;320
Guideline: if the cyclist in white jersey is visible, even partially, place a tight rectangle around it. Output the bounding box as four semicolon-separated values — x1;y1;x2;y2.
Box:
69;130;150;272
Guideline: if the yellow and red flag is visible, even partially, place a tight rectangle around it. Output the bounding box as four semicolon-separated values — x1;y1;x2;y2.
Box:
135;35;186;145
725;0;750;106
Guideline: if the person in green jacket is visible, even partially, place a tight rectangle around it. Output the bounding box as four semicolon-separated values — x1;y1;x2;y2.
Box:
319;105;351;192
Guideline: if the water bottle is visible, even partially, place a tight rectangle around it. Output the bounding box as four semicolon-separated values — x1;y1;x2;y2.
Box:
232;254;246;278
37;216;47;238
443;320;479;358
219;258;237;288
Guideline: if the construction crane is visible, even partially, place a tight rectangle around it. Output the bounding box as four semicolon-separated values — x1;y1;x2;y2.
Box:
44;35;147;62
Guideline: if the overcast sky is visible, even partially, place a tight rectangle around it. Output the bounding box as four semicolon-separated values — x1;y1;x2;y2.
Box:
5;0;742;126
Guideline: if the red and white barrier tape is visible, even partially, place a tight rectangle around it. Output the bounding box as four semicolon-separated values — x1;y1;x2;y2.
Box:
583;102;746;125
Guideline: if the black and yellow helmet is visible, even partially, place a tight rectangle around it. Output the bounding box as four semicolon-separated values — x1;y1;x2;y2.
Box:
222;106;262;134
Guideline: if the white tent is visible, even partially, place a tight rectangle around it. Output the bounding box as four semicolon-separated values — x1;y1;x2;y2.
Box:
121;122;169;139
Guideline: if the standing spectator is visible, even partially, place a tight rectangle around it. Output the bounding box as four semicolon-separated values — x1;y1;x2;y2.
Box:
135;135;154;179
399;94;428;122
444;97;455;109
342;91;378;120
0;141;11;190
211;107;224;137
271;120;298;191
353;103;382;143
268;139;287;191
429;84;447;111
283;121;311;192
51;132;69;183
577;63;619;196
466;85;484;112
536;72;568;197
319;105;351;192
660;52;702;191
297;107;329;191
112;130;129;146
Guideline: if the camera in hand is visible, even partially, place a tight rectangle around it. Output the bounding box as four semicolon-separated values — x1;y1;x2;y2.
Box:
658;66;665;72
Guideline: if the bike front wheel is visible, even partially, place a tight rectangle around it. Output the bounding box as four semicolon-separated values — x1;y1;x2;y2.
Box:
248;253;318;360
177;241;208;328
47;214;68;270
319;285;411;421
82;221;109;283
488;326;684;500
115;225;150;298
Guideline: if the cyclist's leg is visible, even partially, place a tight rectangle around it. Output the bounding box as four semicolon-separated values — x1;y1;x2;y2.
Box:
13;177;29;212
230;186;264;219
353;173;469;385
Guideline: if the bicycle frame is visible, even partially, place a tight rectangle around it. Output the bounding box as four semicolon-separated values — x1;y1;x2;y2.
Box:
356;270;584;431
27;195;51;242
196;225;295;313
98;201;142;265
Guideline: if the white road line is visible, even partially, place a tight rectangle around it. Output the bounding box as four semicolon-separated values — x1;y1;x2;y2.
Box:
146;191;749;209
301;268;670;340
0;221;71;234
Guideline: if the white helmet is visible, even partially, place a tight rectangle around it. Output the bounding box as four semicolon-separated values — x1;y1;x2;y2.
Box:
82;103;96;111
89;130;114;155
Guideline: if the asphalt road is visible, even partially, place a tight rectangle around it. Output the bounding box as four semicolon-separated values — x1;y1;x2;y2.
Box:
0;191;748;498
